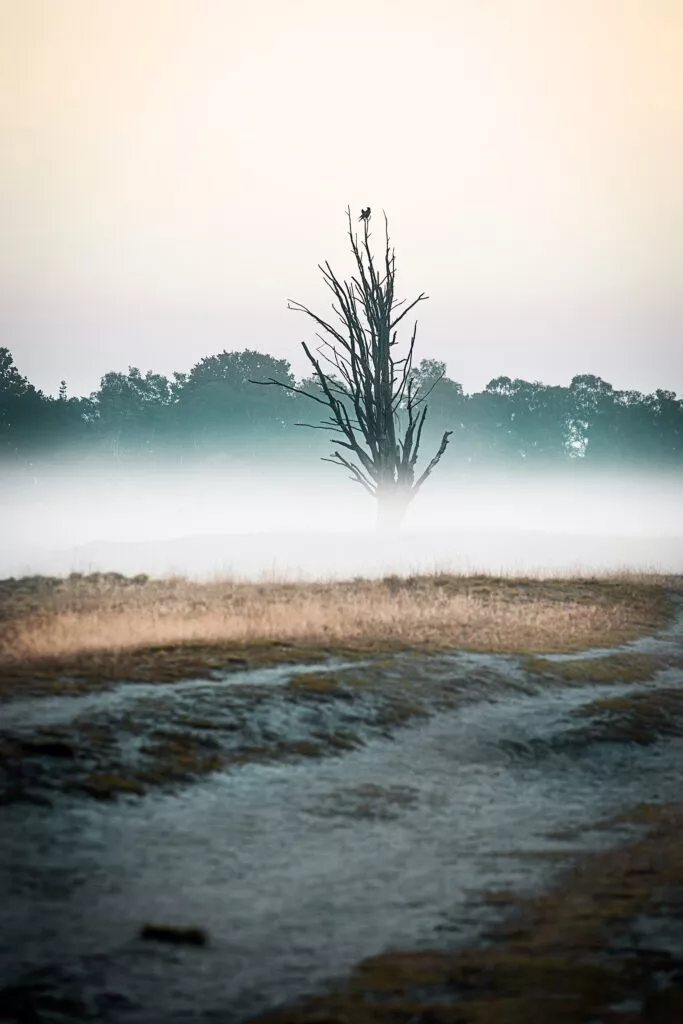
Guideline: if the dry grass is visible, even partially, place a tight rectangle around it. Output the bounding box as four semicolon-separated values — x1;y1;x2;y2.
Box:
0;571;677;669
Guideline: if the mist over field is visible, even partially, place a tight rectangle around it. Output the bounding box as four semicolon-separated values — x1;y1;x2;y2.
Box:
3;8;683;1024
2;461;681;580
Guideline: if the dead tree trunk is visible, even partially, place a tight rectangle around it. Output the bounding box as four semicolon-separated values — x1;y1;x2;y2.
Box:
255;207;452;532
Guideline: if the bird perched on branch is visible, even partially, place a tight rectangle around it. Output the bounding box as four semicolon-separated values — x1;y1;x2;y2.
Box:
359;207;371;223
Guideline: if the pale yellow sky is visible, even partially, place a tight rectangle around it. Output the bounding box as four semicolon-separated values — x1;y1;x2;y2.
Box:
1;0;681;394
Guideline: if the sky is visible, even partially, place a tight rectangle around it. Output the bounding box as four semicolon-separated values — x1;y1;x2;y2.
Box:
1;0;682;398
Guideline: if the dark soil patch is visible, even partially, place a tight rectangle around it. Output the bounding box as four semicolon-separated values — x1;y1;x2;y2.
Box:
139;924;208;947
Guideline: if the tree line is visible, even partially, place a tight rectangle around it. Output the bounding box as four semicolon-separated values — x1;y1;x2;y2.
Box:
2;344;681;472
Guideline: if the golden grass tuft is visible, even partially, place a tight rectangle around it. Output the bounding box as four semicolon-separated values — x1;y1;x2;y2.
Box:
0;571;676;669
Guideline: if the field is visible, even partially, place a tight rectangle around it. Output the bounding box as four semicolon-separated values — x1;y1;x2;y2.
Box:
2;569;683;1022
0;570;676;686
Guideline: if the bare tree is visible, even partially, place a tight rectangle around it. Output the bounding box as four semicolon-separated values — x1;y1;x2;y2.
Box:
257;207;452;531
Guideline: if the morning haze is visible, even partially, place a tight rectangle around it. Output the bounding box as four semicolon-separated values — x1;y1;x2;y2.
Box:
0;0;681;578
1;0;682;396
4;7;683;1018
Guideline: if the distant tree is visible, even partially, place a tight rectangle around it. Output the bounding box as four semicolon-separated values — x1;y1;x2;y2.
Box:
645;389;683;463
3;338;681;473
566;374;615;458
0;347;46;460
409;358;448;393
256;208;452;530
0;347;33;400
463;378;520;466
497;378;570;462
405;359;465;465
90;367;173;456
451;377;574;469
175;349;297;460
581;386;683;466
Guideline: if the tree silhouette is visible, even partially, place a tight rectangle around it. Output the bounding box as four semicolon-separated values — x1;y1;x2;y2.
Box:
255;208;452;530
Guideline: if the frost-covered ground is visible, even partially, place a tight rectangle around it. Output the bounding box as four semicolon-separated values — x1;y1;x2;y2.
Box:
2;609;683;1022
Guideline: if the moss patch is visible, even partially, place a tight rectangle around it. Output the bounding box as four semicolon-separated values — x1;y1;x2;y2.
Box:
572;687;683;744
286;673;343;694
524;651;681;684
0;642;362;699
77;774;146;799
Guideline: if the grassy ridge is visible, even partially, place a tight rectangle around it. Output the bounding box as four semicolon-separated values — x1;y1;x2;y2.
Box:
0;573;677;694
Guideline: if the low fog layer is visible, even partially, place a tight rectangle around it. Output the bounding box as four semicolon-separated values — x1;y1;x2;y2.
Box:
2;464;682;580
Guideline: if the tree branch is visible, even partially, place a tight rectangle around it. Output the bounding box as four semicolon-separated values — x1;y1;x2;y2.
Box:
413;430;453;492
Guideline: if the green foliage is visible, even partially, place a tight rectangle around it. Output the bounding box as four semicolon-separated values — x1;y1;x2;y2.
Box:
0;347;95;459
174;350;297;454
1;345;682;469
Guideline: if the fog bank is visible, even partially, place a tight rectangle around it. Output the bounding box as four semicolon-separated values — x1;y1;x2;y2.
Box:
1;464;682;580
